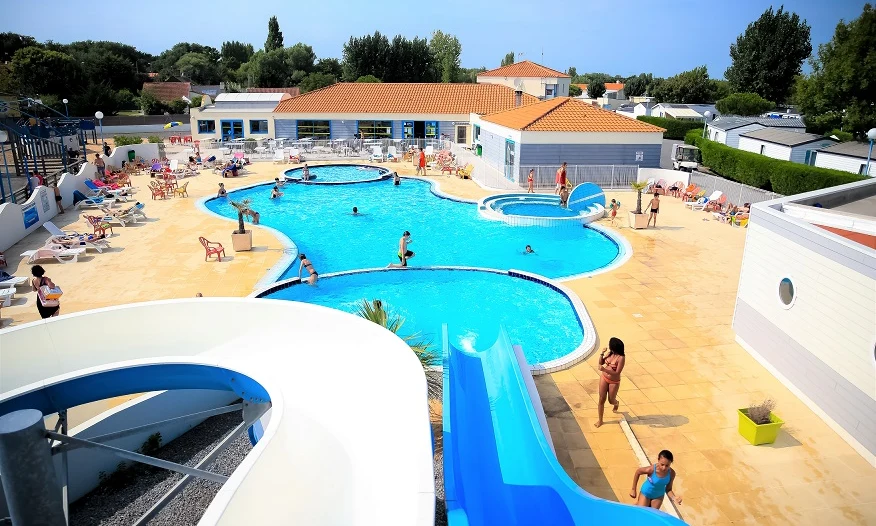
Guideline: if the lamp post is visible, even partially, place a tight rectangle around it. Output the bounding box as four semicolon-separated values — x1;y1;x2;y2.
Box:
62;99;69;118
866;128;876;177
702;111;711;138
94;111;104;146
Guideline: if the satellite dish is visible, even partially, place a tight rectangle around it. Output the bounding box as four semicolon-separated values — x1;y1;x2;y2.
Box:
514;79;525;91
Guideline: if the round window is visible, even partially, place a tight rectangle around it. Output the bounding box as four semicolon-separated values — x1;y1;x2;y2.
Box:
778;277;795;307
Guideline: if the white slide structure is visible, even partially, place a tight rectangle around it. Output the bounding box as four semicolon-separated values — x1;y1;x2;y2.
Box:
0;298;435;525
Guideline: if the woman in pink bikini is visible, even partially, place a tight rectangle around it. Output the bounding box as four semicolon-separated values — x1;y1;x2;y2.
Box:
595;337;625;428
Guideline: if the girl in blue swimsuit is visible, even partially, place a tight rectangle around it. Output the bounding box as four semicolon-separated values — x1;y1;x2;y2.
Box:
630;450;682;510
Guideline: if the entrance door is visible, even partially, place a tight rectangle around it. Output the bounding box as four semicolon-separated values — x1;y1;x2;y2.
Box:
455;125;467;144
220;120;244;141
504;139;516;181
413;121;426;138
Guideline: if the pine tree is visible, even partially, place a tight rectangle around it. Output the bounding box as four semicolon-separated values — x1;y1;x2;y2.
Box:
265;16;284;52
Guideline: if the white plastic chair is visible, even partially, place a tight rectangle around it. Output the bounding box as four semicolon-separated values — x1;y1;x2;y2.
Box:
370;146;384;162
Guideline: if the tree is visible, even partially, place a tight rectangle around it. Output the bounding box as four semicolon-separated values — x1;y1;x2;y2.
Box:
342;31;391;81
11;46;80;96
65;41;151;91
567;66;577;78
0;32;39;62
71;81;120;116
716;92;773;116
794;4;875;137
221;41;254;80
430;30;461;82
153;43;219;80
265;16;284;51
175;52;221;84
139;89;166;115
568;84;582;97
287;43;316;74
710;79;732;101
342;32;438;83
355;75;382;83
725;6;812;104
650;66;714;103
458;66;486;83
299;72;336;93
315;58;343;79
623;73;654;97
588;81;606;98
500;52;515;66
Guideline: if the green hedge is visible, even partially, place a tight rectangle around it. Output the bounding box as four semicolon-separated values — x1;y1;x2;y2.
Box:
147;136;163;143
637;116;704;140
684;130;864;195
113;135;143;146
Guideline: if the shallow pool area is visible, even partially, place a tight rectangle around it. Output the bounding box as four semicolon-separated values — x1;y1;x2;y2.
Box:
205;178;621;281
258;269;586;365
284;164;390;184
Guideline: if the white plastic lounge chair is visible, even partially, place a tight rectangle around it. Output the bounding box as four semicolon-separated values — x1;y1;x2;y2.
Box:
688;191;721;211
0;288;14;307
424;146;434;159
273;149;287;164
75;195;115;210
0;276;28;290
99;202;147;226
169;159;194;179
43;222;110;253
370;146;383;162
83;179;135;201
684;197;708;210
386;146;398;161
20;245;85;264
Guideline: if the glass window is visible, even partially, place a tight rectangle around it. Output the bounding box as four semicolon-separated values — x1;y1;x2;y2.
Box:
358;120;392;139
778;277;795;307
473;125;480;141
249;120;269;134
402;121;414;139
297;120;331;140
424;121;438;139
197;120;216;134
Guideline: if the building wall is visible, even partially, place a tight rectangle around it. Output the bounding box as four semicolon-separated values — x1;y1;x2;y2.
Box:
789;141;836;165
815;152;876;176
518;143;661;169
189;110;275;141
475;76;568;99
738;137;792;160
331;120;357;139
275;119;297;139
734;210;876;463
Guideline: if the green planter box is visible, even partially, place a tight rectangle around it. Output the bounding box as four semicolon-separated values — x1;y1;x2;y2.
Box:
737;409;784;445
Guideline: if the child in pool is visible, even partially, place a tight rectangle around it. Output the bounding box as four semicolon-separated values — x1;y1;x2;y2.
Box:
630;450;682;510
524;245;534;254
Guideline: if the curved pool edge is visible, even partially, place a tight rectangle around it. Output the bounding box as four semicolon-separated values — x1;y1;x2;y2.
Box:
196;191;299;290
249;266;598;374
555;223;633;282
282;163;392;185
477;193;606;227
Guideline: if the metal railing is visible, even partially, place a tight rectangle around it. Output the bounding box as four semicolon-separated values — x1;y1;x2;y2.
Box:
690;171;782;205
521;165;639;190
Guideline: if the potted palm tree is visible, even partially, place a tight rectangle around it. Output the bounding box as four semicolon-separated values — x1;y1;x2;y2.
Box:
628;181;650;229
230;199;253;251
356;299;441;401
738;399;784;445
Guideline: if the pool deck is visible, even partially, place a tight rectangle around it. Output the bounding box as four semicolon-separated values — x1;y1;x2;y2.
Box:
2;159;874;525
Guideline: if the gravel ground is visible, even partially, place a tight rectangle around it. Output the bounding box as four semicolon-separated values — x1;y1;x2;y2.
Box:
69;409;248;526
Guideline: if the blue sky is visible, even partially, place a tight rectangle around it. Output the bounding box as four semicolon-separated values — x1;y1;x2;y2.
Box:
5;0;868;78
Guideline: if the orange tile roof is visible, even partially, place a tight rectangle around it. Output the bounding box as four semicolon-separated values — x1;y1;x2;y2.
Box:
574;83;588;90
247;87;301;97
480;97;665;133
477;61;570;78
273;83;539;115
141;82;191;102
605;82;625;91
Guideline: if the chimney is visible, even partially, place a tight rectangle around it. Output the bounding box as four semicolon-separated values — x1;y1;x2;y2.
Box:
514;89;522;107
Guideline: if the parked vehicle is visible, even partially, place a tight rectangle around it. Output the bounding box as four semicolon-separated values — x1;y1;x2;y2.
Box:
672;143;701;172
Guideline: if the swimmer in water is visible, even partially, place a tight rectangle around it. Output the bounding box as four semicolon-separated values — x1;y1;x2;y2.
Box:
352;206;360;215
270;186;283;199
525;245;534;254
298;253;318;285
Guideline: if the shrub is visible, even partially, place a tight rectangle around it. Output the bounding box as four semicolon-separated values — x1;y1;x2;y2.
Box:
684;131;864;194
826;129;853;142
113;135;143;146
147;135;163;143
715;92;774;116
747;400;775;425
637;116;704;140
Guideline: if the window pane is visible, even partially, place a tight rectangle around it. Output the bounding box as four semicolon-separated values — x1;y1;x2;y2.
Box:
249;120;268;134
425;121;437;138
297;120;330;139
358;120;392;139
197;120;215;133
403;121;414;139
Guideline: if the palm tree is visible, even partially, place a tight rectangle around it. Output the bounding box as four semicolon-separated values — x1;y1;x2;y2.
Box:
630;181;649;214
356;299;441;400
230;198;252;234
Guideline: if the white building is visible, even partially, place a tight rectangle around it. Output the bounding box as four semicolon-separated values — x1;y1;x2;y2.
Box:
650;103;705;121
476;61;570;100
738;128;837;165
813;141;876;176
705;116;806;148
734;178;876;466
190;92;293;141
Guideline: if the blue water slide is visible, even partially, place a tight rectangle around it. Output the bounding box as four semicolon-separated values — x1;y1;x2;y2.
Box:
568;182;606;212
442;326;686;526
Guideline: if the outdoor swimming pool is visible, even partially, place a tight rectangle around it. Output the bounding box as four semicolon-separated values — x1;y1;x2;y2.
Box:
206;178;621;280
259;269;585;365
284;164;390;184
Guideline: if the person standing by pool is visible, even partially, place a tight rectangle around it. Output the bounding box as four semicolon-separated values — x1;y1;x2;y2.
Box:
555;162;567;194
527;169;535;193
609;199;620;226
94;154;106;178
53;182;64;214
389;231;415;267
418;149;427;175
595;337;625;428
31;265;61;319
298;254;318;285
302;164;311;181
217;183;227;198
647;192;660;228
630;450;682;510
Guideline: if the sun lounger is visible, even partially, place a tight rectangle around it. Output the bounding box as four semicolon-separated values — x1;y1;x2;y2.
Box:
98;202;147;226
75;195;115;210
689;191;722;211
0;276;28;290
43;221;111;253
386;146;398;162
0;288;14;307
20;245;86;264
370;146;383;162
273;149;287;164
84;179;135;201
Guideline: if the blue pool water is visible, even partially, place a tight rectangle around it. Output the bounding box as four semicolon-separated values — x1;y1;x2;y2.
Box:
206;178;619;280
261;269;584;364
501;202;578;217
284;164;388;183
